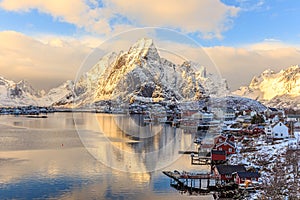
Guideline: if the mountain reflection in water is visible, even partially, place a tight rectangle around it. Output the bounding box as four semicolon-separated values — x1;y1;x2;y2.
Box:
0;113;212;199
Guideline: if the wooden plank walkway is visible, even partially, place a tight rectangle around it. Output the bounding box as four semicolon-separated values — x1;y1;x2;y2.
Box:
162;171;220;193
163;171;216;179
191;155;211;165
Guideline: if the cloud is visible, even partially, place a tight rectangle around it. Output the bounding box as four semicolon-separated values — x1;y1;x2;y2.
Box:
136;37;300;90
0;0;86;23
0;31;91;90
1;31;299;92
245;39;300;50
0;0;113;35
234;0;267;11
107;0;239;39
204;45;300;90
0;0;240;39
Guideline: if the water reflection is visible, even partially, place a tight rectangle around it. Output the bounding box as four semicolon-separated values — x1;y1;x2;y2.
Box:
7;113;76;130
0;113;212;199
75;113;200;173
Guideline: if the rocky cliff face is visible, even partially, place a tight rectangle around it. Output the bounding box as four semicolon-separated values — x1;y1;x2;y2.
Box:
0;38;231;107
233;65;300;109
72;38;229;106
0;77;42;106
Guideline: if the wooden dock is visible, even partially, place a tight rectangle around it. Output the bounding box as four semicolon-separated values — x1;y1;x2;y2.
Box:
162;171;220;193
163;171;216;180
178;150;198;154
191;155;211;165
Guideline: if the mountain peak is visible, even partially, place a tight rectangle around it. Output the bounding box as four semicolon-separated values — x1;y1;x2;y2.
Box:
128;38;159;60
285;65;299;73
261;69;274;77
233;65;300;108
130;38;154;50
0;38;231;107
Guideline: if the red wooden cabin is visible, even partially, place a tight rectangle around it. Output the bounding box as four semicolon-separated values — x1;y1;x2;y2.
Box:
214;165;246;182
234;171;260;184
215;140;236;155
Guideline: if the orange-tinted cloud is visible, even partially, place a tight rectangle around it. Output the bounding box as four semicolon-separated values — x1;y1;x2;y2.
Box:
0;31;91;90
0;0;239;38
107;0;239;38
1;31;300;92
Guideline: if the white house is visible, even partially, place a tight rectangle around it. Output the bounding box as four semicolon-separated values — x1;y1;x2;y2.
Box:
236;115;251;123
191;111;213;122
202;112;214;122
212;107;236;121
264;126;273;138
272;122;289;139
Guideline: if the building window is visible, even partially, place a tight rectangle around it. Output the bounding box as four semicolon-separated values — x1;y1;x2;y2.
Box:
275;133;278;136
229;148;232;152
281;133;283;137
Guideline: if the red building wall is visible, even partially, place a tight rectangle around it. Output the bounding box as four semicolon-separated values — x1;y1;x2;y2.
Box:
211;153;226;161
216;143;235;155
221;174;233;181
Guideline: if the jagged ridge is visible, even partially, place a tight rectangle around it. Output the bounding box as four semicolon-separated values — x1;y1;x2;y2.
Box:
72;38;229;106
0;38;231;107
233;65;300;109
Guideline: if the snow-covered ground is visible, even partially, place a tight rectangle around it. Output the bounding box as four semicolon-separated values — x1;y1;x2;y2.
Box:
229;135;300;199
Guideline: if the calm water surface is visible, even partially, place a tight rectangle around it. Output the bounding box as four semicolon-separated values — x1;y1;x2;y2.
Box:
0;113;213;199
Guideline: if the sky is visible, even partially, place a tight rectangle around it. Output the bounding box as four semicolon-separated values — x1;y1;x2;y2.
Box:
0;0;300;91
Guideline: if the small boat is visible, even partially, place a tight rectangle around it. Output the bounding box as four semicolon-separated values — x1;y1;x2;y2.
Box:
26;115;48;118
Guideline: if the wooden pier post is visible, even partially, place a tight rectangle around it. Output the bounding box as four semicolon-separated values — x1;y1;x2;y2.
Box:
191;153;194;165
199;178;201;189
207;178;210;188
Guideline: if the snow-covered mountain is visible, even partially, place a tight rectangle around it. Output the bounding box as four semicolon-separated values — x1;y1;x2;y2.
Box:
0;38;231;107
233;65;300;109
40;80;74;107
207;96;266;112
2;40;298;110
0;77;42;107
72;38;229;106
0;76;74;107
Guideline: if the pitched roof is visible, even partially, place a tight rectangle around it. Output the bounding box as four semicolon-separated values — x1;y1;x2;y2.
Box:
215;140;235;148
228;140;236;146
215;165;246;175
269;107;278;112
211;150;226;155
271;121;287;128
236;172;260;178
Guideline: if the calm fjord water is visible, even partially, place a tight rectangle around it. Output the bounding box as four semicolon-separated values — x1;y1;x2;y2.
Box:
0;113;212;199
